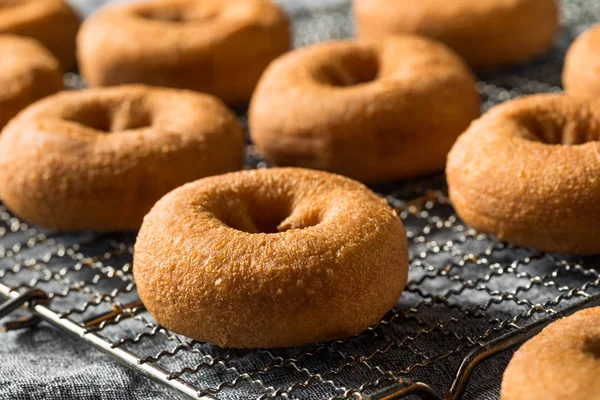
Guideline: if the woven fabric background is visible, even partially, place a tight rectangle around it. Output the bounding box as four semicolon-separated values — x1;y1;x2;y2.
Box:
1;0;598;399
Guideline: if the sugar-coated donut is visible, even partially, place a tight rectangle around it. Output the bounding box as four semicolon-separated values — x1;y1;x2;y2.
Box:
354;0;559;70
0;0;79;68
0;35;63;128
77;0;290;106
563;24;600;97
249;37;479;183
501;307;600;400
0;85;244;232
134;168;409;348
447;94;600;254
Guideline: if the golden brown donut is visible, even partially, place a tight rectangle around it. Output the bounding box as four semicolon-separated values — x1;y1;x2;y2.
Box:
0;0;79;68
501;307;600;400
354;0;559;70
77;0;290;106
249;37;480;183
0;35;63;128
446;94;600;254
0;85;244;232
133;168;409;348
563;24;600;97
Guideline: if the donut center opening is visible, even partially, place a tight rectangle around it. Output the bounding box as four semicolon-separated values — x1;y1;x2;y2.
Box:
62;102;152;133
583;337;600;359
136;7;218;23
519;113;600;145
212;190;322;234
318;49;379;87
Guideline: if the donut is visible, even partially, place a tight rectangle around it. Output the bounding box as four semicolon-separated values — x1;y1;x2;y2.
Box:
354;0;559;70
446;94;600;254
77;0;290;106
563;24;600;97
501;307;600;400
0;35;63;128
0;85;244;232
133;168;409;348
0;0;79;68
248;37;480;183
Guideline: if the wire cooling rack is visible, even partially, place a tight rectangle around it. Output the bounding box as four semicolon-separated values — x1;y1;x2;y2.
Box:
2;0;600;399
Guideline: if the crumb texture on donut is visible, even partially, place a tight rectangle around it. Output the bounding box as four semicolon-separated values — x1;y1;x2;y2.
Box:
0;85;245;231
0;35;63;128
501;307;600;400
249;36;479;183
446;94;600;254
0;0;80;68
133;168;409;348
563;24;600;97
77;0;290;105
354;0;559;69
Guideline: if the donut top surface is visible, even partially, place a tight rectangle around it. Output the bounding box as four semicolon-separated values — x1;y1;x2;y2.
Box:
251;37;473;93
501;307;600;400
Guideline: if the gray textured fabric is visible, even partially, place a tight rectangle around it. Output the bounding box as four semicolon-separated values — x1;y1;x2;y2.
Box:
1;0;599;399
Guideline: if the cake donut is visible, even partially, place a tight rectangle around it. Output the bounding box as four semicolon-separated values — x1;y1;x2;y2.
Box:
563;24;600;97
0;0;80;68
354;0;559;70
446;94;600;254
134;168;409;348
249;37;480;183
0;85;244;232
501;307;600;400
77;0;290;106
0;35;63;128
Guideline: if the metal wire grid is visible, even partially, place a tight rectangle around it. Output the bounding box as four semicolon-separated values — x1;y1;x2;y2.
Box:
2;0;600;399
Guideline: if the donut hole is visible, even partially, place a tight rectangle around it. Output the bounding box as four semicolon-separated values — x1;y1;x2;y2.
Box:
62;101;152;133
212;190;322;234
519;112;600;145
316;49;379;87
583;336;600;359
136;7;218;23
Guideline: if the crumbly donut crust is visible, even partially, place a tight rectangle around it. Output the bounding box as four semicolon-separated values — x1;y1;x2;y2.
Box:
249;37;479;183
446;94;600;254
134;168;409;348
0;85;245;231
501;307;600;400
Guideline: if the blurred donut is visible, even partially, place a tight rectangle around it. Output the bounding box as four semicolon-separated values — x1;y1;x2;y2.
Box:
0;85;244;231
0;0;79;68
77;0;290;105
564;24;600;97
0;35;63;128
249;37;479;183
354;0;559;69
